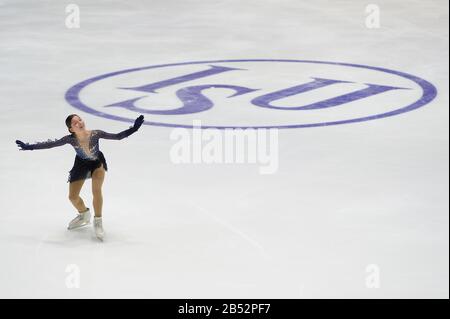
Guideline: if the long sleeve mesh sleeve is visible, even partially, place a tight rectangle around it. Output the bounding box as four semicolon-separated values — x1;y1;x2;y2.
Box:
96;127;137;140
28;135;71;150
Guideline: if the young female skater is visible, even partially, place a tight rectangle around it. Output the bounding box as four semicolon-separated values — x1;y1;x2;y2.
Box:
15;114;145;241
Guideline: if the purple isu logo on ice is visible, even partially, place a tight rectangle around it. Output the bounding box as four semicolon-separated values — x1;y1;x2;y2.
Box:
65;59;437;129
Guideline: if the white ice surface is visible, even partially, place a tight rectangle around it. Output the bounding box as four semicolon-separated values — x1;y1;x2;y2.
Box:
0;0;448;298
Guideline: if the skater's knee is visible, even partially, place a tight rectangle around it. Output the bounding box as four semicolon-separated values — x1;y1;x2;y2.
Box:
92;189;102;198
69;194;79;202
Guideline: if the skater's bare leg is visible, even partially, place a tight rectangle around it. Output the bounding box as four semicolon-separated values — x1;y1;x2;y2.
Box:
92;164;105;218
69;179;88;213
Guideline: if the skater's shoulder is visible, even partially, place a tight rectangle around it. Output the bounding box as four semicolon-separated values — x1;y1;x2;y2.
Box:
91;129;103;135
92;129;107;136
64;133;77;144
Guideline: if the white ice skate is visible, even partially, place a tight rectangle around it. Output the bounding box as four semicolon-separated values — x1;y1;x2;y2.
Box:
94;217;104;241
67;208;91;230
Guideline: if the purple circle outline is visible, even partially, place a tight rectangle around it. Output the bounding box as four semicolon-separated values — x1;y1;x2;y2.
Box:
65;59;437;129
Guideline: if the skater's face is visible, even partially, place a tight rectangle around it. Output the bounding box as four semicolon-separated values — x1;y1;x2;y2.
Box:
70;116;85;132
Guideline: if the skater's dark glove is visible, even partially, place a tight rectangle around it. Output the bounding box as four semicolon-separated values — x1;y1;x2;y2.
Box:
132;115;144;131
15;140;33;151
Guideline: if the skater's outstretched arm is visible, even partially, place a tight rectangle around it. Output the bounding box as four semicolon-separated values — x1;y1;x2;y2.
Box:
15;135;71;151
97;115;144;140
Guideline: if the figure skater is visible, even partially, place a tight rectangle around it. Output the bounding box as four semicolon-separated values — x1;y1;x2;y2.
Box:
15;114;145;241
